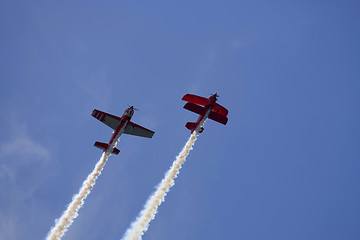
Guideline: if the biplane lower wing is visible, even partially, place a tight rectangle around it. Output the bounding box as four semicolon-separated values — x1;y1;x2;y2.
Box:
209;111;228;125
183;102;207;116
184;102;228;125
212;103;229;117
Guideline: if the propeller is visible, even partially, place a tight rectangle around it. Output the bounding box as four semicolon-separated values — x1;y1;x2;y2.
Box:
128;105;140;111
210;92;219;96
210;92;220;99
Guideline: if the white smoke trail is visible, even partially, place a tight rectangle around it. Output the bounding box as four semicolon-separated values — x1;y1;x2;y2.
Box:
46;151;112;240
122;114;209;240
46;122;126;240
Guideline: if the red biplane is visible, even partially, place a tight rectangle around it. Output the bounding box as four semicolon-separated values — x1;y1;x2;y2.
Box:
92;106;154;155
182;93;228;133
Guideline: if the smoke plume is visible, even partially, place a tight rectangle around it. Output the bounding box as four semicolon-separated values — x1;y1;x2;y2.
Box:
46;150;112;240
122;114;209;240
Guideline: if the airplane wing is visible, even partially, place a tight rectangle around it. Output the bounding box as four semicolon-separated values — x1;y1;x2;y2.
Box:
209;111;228;125
182;94;209;107
183;102;207;115
212;103;229;117
124;121;155;138
92;109;121;130
182;94;228;116
184;102;228;125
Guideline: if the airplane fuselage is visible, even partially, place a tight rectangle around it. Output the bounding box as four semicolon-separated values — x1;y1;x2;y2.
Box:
106;107;134;152
192;94;217;133
108;117;129;148
92;105;154;155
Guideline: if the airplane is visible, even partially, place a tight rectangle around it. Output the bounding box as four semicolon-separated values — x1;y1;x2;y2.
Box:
91;106;154;155
182;93;228;133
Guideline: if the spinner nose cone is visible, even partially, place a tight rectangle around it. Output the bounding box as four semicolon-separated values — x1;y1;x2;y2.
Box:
211;93;218;100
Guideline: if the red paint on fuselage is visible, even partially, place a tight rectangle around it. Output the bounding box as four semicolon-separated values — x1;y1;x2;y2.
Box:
191;93;218;133
107;106;134;148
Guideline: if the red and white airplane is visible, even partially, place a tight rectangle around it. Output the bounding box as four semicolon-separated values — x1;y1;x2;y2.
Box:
182;93;228;133
91;106;154;155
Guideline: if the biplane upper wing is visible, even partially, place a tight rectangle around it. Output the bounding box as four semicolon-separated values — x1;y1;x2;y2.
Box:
92;109;121;130
182;94;209;107
212;103;229;117
124;121;155;138
182;94;228;116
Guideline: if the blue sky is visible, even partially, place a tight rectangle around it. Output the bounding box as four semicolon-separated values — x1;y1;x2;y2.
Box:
1;1;359;239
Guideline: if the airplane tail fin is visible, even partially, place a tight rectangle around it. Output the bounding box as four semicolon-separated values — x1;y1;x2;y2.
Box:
185;122;204;133
94;141;120;155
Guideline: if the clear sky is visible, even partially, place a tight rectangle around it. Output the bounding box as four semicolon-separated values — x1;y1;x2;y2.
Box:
1;1;359;239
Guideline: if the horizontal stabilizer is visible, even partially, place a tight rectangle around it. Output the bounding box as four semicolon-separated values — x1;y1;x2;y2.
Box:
209;111;228;125
185;122;204;133
94;141;120;155
185;122;197;131
183;102;206;115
